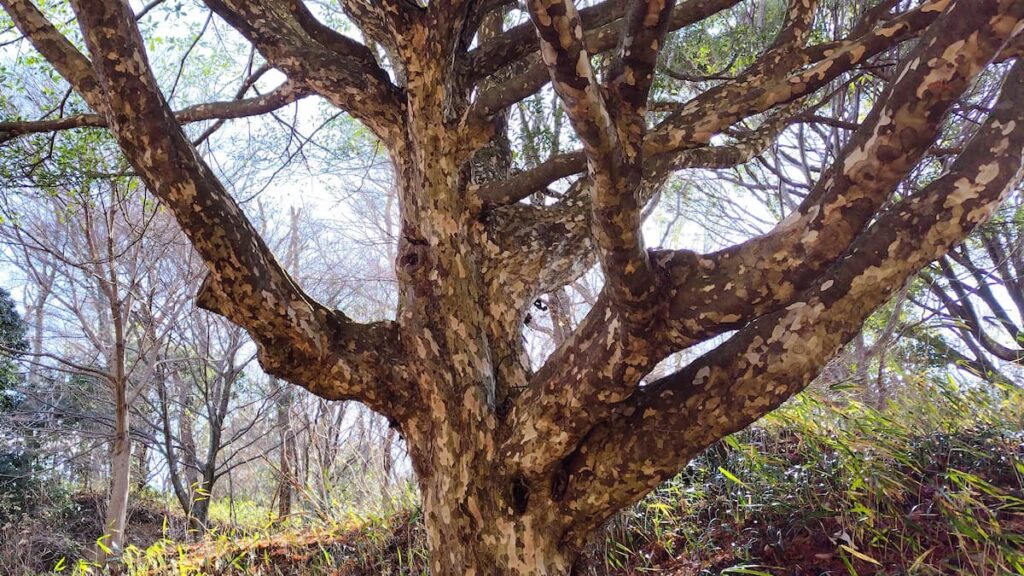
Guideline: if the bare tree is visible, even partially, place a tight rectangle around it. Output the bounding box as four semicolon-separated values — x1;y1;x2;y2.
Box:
146;312;266;531
904;192;1024;386
4;0;1024;573
0;177;178;556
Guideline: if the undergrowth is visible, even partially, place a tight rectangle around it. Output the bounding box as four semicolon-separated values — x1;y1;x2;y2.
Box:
17;375;1024;575
591;375;1024;575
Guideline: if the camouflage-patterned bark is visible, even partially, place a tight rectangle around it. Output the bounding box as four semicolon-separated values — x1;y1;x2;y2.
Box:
4;0;1024;573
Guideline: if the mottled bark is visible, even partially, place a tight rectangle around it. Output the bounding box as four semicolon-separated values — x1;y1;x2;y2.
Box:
562;58;1024;539
200;0;406;145
6;0;1024;573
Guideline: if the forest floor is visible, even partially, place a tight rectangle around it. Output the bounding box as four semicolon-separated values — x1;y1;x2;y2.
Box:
4;380;1024;575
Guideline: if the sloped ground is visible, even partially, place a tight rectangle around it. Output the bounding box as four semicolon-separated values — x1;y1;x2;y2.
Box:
593;429;1024;575
115;422;1023;576
7;379;1024;575
580;385;1024;576
0;489;182;574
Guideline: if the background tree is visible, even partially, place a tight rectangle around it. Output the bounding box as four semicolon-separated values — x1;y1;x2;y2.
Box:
0;175;178;555
908;192;1024;386
0;286;31;517
2;0;1024;574
0;287;28;407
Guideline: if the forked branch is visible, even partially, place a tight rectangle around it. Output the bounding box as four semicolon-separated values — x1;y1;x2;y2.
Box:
202;0;406;146
562;59;1024;538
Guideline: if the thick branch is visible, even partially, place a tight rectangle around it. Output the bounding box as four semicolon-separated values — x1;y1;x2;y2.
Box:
528;0;679;327
643;0;948;156
661;0;1021;348
527;0;616;163
69;0;409;419
604;0;679;155
479;105;799;207
202;0;406;146
586;0;680;322
462;0;626;82
339;0;421;52
467;0;741;123
562;58;1024;538
476;151;586;208
501;0;1021;482
757;0;821;74
0;0;104;110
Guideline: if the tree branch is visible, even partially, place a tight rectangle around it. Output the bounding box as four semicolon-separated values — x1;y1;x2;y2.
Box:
466;0;741;123
562;57;1024;538
501;0;1021;481
202;0;406;146
528;0;678;328
0;0;104;110
478;104;802;208
0;81;312;143
659;0;1018;349
338;0;422;54
68;0;411;421
643;0;947;156
462;0;626;83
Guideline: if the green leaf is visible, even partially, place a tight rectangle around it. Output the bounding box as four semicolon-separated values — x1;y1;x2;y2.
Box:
718;466;749;488
95;534;112;555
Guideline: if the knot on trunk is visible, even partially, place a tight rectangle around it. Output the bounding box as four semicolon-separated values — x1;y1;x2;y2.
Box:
510;474;530;515
396;235;434;292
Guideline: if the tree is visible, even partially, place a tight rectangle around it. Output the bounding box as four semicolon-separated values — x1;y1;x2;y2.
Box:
147;306;263;532
0;287;28;406
905;192;1024;386
3;0;1024;573
0;286;31;517
0;172;179;556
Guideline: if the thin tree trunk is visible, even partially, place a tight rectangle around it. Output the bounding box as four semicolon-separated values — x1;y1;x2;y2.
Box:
189;474;213;531
100;382;131;558
275;383;295;520
134;441;149;491
99;211;131;559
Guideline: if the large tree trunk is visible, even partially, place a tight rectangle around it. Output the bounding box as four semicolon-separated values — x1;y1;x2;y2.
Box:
387;88;574;574
390;98;585;574
418;473;575;575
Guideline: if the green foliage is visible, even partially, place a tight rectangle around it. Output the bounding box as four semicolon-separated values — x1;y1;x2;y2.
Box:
595;376;1024;575
0;450;36;520
0;286;27;405
0;287;31;518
